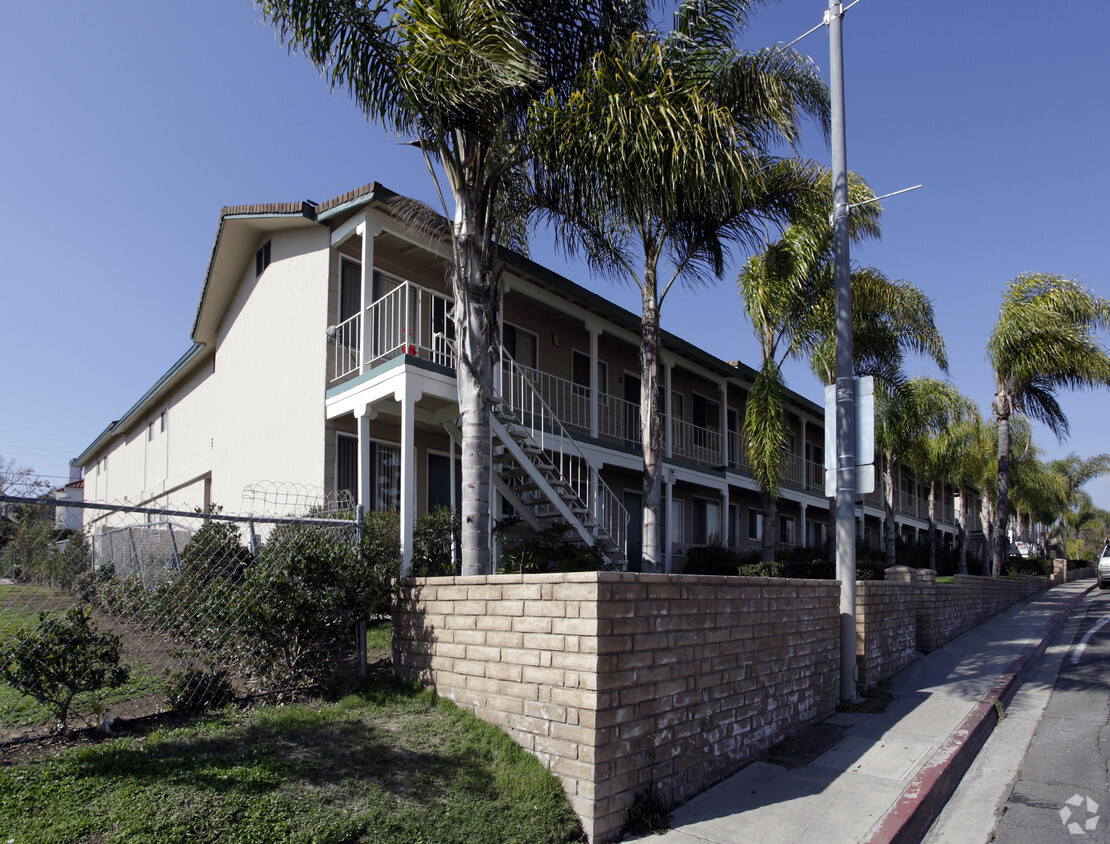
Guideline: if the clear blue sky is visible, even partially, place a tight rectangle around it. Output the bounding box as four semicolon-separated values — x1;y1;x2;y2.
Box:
2;0;1107;510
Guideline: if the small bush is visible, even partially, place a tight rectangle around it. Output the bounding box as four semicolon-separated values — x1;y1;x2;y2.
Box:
683;543;741;576
412;506;460;577
0;606;129;731
494;519;607;573
165;666;236;713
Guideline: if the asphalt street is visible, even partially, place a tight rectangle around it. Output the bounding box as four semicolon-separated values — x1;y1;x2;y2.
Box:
927;588;1110;844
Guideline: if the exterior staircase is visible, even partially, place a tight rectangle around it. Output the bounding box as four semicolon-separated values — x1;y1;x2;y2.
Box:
443;351;627;566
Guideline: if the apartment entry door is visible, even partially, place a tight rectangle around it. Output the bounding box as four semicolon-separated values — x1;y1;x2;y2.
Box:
624;490;643;572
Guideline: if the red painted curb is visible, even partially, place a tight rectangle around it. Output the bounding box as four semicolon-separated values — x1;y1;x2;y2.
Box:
860;583;1095;844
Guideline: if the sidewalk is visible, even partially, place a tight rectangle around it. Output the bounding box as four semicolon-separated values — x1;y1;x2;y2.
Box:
630;578;1095;844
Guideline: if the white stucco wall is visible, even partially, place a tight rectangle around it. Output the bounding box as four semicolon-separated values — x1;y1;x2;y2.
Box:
207;226;331;513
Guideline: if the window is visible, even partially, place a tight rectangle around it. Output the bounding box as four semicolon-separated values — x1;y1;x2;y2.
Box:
503;323;538;370
428;452;462;510
727;408;740;468
339;257;361;323
373;444;401;512
671;391;685;451
571;351;608;400
160;410;167;434
336;434;357;500
779;515;796;546
148;420;156;442
807;520;826;549
255;240;271;277
431;295;455;366
333;436;401;513
671;499;685;548
692;498;721;545
748;508;763;541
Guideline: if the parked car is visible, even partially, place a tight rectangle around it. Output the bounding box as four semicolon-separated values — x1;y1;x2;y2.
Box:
1097;543;1110;589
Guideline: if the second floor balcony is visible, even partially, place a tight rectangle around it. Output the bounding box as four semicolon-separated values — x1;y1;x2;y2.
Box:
328;279;960;526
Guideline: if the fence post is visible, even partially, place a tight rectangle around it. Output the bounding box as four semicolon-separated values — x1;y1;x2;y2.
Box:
356;505;367;678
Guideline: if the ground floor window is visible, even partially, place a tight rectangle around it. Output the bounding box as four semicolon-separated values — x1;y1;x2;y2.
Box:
748;508;763;541
779;515;796;546
692;497;720;545
335;434;401;512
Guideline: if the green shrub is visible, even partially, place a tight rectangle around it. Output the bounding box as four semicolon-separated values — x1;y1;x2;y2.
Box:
682;543;742;576
240;515;396;687
494;519;607;573
736;558;884;581
1002;555;1053;577
0;606;129;731
164;666;235;713
412;506;461;577
179;517;255;585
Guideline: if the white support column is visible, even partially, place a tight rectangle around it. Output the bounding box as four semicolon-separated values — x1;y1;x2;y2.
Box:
357;218;382;375
356;404;377;512
719;380;728;467
397;386;422;577
800;503;808;549
588;321;600;438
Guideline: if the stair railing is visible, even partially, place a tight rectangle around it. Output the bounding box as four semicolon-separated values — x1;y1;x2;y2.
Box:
498;350;627;558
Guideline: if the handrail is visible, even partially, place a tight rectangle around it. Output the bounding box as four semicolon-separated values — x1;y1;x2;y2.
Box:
499;350;627;558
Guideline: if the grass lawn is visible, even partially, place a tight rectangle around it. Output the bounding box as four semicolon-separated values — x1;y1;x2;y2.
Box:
0;679;585;844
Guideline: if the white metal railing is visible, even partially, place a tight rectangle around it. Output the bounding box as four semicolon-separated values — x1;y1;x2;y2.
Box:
498;352;627;559
330;313;360;381
805;457;824;492
529;370;591;433
597;394;640;446
726;430;747;471
328;280;455;382
672;418;722;467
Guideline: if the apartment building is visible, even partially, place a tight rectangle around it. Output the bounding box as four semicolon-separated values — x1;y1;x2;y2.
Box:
74;182;967;569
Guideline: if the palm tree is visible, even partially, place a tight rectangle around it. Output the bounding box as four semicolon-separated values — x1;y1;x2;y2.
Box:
905;389;979;570
529;0;829;569
738;199;885;562
258;0;638;574
987;274;1110;575
805;261;947;564
873;377;966;568
1047;453;1110;558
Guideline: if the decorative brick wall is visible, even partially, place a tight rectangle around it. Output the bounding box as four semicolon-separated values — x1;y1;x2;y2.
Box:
903;569;1049;653
393;572;840;843
855;580;916;688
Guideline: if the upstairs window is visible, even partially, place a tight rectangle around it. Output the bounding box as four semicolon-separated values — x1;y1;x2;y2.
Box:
255;240;272;277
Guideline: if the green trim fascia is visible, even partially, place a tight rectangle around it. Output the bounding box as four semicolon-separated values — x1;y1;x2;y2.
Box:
324;354;455;401
316;185;393;224
73;343;207;466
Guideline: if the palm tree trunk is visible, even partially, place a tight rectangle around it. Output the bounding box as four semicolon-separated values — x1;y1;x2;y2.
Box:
980;494;993;577
884;451;896;568
452;217;499;576
927;480;937;571
993;409;1012;577
761;493;777;563
640;273;663;572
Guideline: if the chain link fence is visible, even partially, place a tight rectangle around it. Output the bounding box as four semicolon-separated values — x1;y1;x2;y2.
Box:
0;493;398;741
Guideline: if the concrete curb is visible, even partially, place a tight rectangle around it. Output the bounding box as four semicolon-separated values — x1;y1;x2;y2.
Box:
861;581;1096;844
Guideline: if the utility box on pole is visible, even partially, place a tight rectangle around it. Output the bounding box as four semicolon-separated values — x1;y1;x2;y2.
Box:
824;374;875;497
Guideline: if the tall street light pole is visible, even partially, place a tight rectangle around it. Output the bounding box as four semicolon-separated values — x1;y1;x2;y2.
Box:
828;0;858;703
